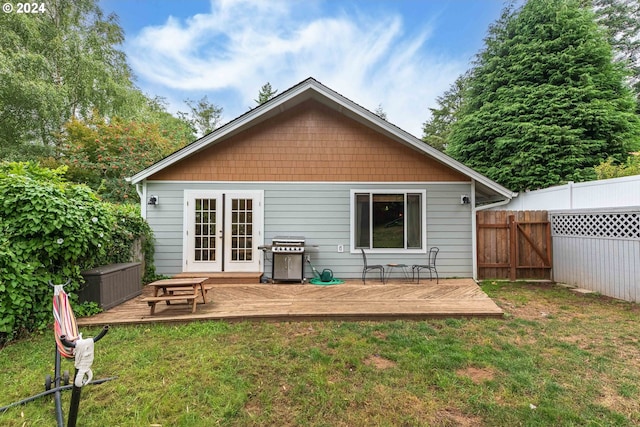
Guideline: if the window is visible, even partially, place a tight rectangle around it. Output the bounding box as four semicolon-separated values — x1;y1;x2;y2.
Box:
352;190;426;252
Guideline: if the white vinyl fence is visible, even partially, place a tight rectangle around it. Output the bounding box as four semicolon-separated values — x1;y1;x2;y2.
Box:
499;174;640;211
550;208;640;302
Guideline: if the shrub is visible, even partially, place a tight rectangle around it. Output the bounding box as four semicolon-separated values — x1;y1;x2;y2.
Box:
96;203;156;282
0;162;155;345
594;155;640;179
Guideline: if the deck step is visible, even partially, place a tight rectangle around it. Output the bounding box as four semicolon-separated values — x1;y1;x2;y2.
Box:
172;272;262;285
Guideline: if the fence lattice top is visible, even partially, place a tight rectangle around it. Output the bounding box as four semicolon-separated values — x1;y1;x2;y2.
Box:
551;212;640;240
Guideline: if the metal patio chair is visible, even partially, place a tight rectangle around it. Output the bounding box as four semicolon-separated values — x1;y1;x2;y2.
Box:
360;249;384;283
412;247;439;284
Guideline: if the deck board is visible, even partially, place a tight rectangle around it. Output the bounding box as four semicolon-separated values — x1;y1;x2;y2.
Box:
76;278;503;326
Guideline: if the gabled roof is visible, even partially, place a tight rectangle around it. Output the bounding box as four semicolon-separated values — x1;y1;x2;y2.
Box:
128;77;515;200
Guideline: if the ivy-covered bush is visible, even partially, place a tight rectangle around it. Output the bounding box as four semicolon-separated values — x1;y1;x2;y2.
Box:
96;203;156;282
0;162;155;345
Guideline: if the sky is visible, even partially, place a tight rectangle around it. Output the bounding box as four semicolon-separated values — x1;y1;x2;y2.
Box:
99;0;509;138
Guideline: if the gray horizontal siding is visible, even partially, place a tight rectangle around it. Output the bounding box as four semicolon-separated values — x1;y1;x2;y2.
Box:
144;181;473;278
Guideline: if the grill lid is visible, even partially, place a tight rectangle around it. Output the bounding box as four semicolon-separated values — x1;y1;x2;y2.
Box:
272;236;305;244
271;236;305;253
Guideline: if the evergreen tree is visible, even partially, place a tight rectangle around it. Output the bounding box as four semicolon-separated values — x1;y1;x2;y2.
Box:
591;0;640;107
447;0;640;192
422;73;469;152
374;104;388;121
421;4;517;152
255;82;278;105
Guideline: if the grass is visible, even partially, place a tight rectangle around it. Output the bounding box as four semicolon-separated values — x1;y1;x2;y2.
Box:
1;281;640;426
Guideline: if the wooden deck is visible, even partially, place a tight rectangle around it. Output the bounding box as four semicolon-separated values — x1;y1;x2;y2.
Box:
77;278;503;326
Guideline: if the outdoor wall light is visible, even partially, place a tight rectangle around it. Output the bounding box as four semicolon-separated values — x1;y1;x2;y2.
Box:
461;195;470;205
148;195;159;206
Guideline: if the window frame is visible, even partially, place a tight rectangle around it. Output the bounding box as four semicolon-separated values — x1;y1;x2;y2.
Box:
349;189;427;254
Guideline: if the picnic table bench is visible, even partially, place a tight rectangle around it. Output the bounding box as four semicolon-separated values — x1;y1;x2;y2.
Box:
141;277;209;315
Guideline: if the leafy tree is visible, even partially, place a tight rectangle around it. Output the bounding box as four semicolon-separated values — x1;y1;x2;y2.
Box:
59;113;191;202
255;82;278;105
178;96;223;137
447;0;640;192
133;95;195;144
0;0;138;158
422;73;469;152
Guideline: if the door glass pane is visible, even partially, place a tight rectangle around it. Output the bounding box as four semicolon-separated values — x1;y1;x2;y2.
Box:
372;194;404;248
194;198;216;262
230;198;253;262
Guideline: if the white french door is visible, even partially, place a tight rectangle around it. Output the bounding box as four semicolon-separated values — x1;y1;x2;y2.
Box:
184;190;263;272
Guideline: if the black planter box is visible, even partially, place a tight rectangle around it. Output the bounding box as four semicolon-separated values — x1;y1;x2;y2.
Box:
80;262;142;310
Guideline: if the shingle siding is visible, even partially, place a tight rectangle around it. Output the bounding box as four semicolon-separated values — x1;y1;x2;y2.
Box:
148;100;467;183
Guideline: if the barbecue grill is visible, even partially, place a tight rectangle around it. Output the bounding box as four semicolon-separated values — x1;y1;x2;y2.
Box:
270;236;305;282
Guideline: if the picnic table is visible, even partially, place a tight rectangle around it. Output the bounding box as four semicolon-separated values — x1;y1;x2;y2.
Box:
142;277;209;315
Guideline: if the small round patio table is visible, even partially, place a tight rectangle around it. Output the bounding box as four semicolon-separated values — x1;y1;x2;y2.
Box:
385;263;410;282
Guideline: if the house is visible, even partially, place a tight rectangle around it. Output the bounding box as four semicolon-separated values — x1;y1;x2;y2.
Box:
128;78;516;281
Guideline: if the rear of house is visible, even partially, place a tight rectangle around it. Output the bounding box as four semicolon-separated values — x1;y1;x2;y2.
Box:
128;78;514;280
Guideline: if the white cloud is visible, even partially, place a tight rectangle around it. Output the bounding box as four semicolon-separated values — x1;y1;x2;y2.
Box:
126;0;468;137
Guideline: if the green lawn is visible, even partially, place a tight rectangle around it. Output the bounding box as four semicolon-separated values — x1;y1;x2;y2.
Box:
1;282;639;426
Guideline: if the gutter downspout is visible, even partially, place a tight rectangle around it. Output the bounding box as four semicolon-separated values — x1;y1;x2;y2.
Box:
135;182;142;200
127;178;146;219
138;182;147;219
471;181;516;281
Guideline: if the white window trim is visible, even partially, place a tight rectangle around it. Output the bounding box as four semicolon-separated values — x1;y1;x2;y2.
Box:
349;189;427;254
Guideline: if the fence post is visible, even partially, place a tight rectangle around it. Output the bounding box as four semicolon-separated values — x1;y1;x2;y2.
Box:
546;219;553;282
509;215;517;281
568;181;574;209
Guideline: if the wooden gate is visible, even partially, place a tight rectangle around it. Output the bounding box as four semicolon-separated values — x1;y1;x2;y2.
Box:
477;210;552;280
